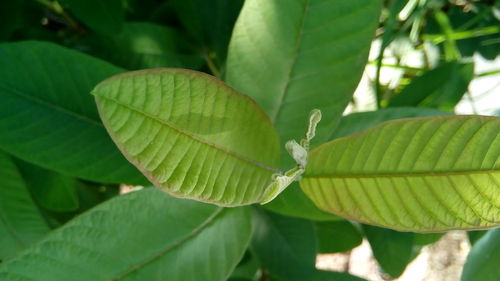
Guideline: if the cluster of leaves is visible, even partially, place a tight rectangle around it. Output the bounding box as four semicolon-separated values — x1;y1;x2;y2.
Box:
0;0;499;281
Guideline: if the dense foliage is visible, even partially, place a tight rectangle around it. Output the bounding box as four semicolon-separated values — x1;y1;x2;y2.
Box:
0;0;499;280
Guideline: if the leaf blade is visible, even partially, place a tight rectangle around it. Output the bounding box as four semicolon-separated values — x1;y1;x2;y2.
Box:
0;151;49;261
92;69;280;206
0;41;146;184
226;0;383;150
0;188;252;281
461;228;500;281
301;116;500;231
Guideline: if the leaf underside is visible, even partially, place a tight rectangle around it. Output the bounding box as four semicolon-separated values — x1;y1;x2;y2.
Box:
92;69;280;206
301;116;500;232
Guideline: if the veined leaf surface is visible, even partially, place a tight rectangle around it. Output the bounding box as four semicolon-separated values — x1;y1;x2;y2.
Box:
0;41;146;185
92;69;280;206
0;188;252;281
226;0;383;152
225;0;383;218
301;116;500;232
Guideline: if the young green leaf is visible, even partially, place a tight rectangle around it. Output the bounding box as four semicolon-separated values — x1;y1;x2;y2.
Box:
251;209;317;281
462;228;500;281
59;0;124;34
0;41;146;185
92;69;280;206
0;188;252;281
0;151;49;261
301;115;500;232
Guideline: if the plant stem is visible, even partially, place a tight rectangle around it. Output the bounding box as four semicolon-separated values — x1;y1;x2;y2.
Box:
204;51;221;78
35;0;83;33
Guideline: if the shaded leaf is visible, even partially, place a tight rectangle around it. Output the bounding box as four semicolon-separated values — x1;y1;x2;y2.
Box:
363;225;414;278
251;209;317;280
272;270;368;281
317;220;362;253
88;22;203;70
0;41;145;185
462;228;500;281
264;183;341;221
171;0;244;66
92;68;280;206
467;230;488;246
388;62;474;111
301;116;500;231
0;188;252;280
59;0;124;34
0;151;49;261
330;107;449;140
14;160;79;212
229;251;260;281
413;232;444;246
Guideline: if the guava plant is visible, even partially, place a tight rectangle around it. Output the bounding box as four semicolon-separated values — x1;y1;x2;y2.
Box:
0;0;499;281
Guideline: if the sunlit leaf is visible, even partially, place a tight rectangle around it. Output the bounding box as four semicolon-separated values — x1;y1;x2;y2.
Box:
92;69;280;206
301;116;500;231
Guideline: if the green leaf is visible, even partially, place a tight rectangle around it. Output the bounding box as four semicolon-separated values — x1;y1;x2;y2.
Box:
413;232;444;246
0;151;49;261
251;209;317;280
330;107;450;140
272;270;368;281
388;62;475;111
226;0;383;154
225;0;383;218
0;188;252;280
301;115;500;232
92;68;280;206
88;22;203;70
0;41;145;185
363;225;414;278
317;220;362;253
229;251;260;281
467;230;488;245
462;228;500;281
14;160;79;212
171;0;244;66
264;183;341;221
59;0;124;34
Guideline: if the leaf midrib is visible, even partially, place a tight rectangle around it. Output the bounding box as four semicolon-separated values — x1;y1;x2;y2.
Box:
304;169;499;179
112;207;225;280
271;0;310;123
95;95;279;173
0;84;103;127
